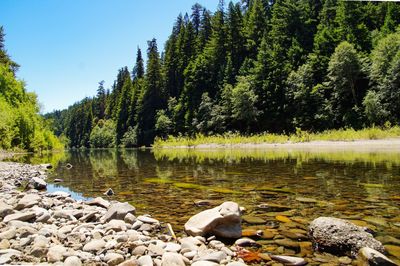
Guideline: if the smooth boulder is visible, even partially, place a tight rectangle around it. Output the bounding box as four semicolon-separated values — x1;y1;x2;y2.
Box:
309;217;384;256
184;201;242;238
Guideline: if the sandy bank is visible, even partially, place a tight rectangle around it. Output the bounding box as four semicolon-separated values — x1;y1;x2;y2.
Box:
160;138;400;153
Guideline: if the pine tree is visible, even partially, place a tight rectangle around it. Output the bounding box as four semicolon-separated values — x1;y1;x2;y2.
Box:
137;39;165;145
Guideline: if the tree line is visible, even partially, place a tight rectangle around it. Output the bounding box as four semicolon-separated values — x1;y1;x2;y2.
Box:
0;26;63;152
46;0;400;148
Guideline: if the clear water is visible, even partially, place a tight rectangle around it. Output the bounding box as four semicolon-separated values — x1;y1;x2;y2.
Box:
12;147;400;263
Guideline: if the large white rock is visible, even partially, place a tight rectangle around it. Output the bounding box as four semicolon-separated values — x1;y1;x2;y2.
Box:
184;201;241;238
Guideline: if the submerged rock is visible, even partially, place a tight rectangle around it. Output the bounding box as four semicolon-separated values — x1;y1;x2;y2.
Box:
270;255;307;266
184;201;242;238
308;217;384;256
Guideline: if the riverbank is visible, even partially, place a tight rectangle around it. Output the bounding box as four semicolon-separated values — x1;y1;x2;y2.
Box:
153;127;400;150
155;138;400;153
0;161;247;265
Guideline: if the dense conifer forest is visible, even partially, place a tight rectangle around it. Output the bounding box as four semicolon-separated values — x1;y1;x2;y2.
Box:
45;0;400;148
0;26;62;151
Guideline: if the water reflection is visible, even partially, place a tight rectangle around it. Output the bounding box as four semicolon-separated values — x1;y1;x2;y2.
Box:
12;147;400;262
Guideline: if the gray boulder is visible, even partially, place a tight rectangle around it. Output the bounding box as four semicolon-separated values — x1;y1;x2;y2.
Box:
30;176;47;190
101;202;136;222
184;201;241;238
309;217;384;256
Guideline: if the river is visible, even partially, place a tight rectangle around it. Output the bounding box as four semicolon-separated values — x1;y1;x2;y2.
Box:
11;147;400;263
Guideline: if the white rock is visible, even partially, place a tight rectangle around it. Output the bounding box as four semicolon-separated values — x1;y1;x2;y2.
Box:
3;211;36;223
270;255;307;266
64;256;82;266
138;215;160;224
359;247;397;266
191;261;219;266
47;245;67;262
161;252;186;266
184;201;241;238
138;255;154;266
164;242;181;253
104;252;124;265
15;194;41;210
82;239;106;252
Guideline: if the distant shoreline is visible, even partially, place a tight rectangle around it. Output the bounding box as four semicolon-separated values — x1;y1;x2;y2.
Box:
157;138;400;152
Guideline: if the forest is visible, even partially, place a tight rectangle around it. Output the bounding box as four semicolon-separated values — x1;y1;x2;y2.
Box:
0;26;62;152
45;0;400;148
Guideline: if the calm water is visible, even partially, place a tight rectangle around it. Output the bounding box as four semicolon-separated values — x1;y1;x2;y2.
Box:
12;148;400;263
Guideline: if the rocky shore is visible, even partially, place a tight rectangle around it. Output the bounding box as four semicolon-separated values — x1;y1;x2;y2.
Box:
0;161;249;265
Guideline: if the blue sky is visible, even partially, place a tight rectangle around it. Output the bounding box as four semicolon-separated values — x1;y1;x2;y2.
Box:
1;0;221;113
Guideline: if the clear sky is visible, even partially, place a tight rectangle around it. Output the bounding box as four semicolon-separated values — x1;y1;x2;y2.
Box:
0;0;221;113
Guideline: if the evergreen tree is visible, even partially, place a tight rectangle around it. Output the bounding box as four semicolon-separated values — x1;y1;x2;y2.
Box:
137;39;165;145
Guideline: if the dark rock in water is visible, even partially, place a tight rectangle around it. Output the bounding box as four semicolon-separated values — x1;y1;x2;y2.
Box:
308;217;384;257
104;188;115;196
257;203;291;212
184;201;242;238
53;179;63;183
358;247;397;266
65;163;73;169
30;177;47;190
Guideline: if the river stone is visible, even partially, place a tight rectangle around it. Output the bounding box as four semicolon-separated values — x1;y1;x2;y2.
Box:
64;256;82;266
138;255;153;266
106;219;127;231
104;252;124;265
191;261;219;266
101;202;136;222
358;247;397;266
184;201;241;238
309;217;385;256
3;211;36;223
83;239;106;252
242;215;266;224
226;262;247;266
15;194;41;210
138;215;159;224
30;176;47;190
0;200;13;218
235;237;258;247
197;251;227;263
270;255;307;265
0;227;16;240
47;245;67;262
133;246;147;256
164;242;181;253
118;258;140;266
161;252;186;266
47;191;71;198
85;197;110;209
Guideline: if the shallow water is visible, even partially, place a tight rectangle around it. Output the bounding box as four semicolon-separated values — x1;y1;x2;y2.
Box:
13;148;400;263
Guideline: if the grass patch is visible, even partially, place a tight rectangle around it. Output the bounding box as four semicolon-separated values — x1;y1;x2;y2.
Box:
153;126;400;148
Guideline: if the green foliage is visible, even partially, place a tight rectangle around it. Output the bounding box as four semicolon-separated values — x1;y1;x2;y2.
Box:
0;60;63;151
45;1;400;147
90;119;116;148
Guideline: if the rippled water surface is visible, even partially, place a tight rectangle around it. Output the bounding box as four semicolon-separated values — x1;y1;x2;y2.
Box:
15;147;400;263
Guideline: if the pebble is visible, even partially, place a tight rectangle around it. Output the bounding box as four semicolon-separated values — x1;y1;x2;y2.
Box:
138;255;154;266
64;256;82;266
